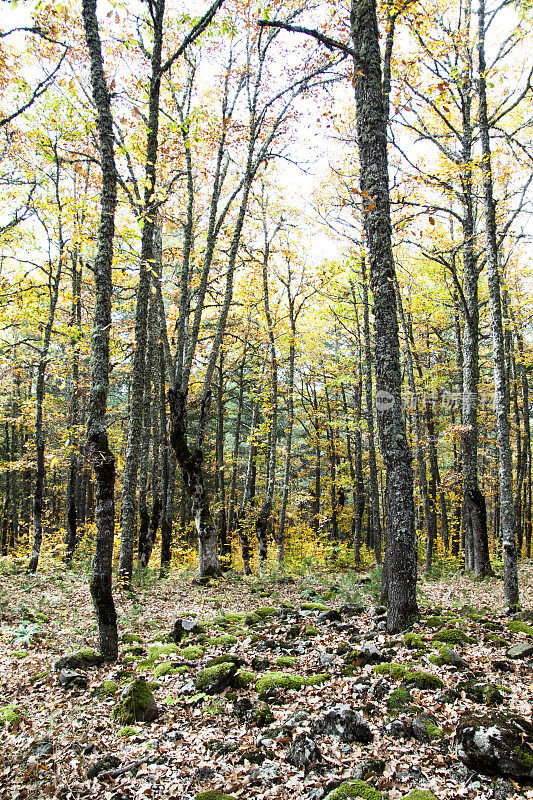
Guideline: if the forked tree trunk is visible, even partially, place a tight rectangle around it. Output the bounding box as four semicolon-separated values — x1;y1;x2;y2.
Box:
82;0;119;660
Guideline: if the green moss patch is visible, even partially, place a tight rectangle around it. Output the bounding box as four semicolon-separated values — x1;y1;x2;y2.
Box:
234;670;256;688
433;628;471;645
387;687;413;711
372;662;407;680
403;792;438;800
275;656;297;668
118;725;139;737
0;704;22;728
324;779;383;800
507;620;533;637
403;670;443;690
301;602;329;611
255;607;278;618
97;680;118;697
195;662;236;693
180;645;204;660
111;677;157;724
207;634;238;646
147;643;178;661
403;632;424;649
255;672;306;694
194;792;239;800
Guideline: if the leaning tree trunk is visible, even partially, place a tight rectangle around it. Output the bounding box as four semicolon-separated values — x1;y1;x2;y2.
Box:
82;0;119;661
477;0;518;608
350;0;419;631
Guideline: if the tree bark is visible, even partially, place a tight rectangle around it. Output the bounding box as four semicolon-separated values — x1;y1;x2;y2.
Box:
477;0;518;608
82;0;119;661
65;250;83;564
350;0;419;631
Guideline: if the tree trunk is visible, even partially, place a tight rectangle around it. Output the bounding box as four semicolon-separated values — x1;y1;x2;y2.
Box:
477;0;518;607
216;351;230;565
65;251;83;564
118;0;165;584
351;0;419;631
238;400;259;574
82;0;119;661
227;340;247;535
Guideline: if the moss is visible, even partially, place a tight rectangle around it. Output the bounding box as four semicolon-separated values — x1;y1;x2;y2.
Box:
304;625;319;636
507;620;533;637
122;655;139;665
301;602;329;611
55;648;104;670
0;704;22;728
13;649;27;658
137;658;155;669
30;669;48;683
306;673;329;686
372;662;407;680
387;687;412;711
147;643;178;661
123;644;145;656
324;779;383;800
483;685;504;706
403;793;438;800
97;680;118;697
255;606;278;618
122;633;143;644
251;701;275;726
403;632;424;649
403;670;443;690
417;719;444;741
275;656;297;668
486;633;507;647
195;662;235;692
234;670;256;688
208;616;229;628
153;661;176;679
433;627;471;645
255;672;306;694
180;645;204;660
118;725;139;737
194;792;238;800
244;613;261;625
425;616;444;629
224;612;247;625
111;677;155;724
207;634;238;646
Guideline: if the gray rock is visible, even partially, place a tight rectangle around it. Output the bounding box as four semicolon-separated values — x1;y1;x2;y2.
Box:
312;704;373;744
286;733;322;769
411;713;444;743
351;758;386;780
170;617;199;643
371;678;390;700
439;647;471;670
384;718;412;740
54;650;104;671
319;653;336;666
58;668;88;689
282;710;310;730
492;778;516;799
506;643;533;659
319;610;342;623
195;766;216;782
87;755;121;779
30;737;54;758
455;712;533;778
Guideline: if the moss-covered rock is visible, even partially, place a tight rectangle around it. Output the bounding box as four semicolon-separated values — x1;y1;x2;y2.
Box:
195;662;237;694
255;606;279;618
304;625;319;636
118;725;139;737
0;704;22;728
324;779;383;799
403;670;443;690
455;712;533;778
255;672;306;694
301;602;329;611
244;613;262;625
386;687;412;711
506;620;533;637
179;645;203;660
233;670;256;688
153;661;177;679
122;633;143;645
147;643;178;661
486;633;507;647
306;673;329;686
411;713;444;743
275;656;297;668
97;680;118;698
403;632;424;649
111;677;158;724
403;792;438;800
54;648;104;671
223;612;247;625
372;662;406;680
207;634;238;646
425;616;444;629
194;792;238;800
433;628;472;646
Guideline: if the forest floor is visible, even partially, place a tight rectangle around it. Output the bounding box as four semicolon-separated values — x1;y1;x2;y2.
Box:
1;558;532;800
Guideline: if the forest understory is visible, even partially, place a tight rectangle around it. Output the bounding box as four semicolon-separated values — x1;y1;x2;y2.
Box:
1;560;532;800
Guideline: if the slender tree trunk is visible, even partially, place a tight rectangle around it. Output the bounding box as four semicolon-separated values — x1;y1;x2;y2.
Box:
238;401;258;574
82;0;119;660
28;257;63;573
216;351;230;565
361;258;382;564
65;252;83;564
278;309;296;565
477;0;518;607
118;0;165;584
351;0;419;630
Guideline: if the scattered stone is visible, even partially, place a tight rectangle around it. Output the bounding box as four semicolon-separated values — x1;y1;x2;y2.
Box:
319;610;342;623
312;704;373;744
435;688;459;704
339;604;365;617
58;668;88;689
457;680;504;706
111;677;158;724
251;656;271;671
411;713;444;743
455;712;533;778
506;643;533;659
351;758;386;780
384;718;412;740
170;617;200;643
195;766;216;782
371;679;390;700
54;649;104;671
30;737;54;758
87;755;121;779
233;698;274;727
286;733;322;769
492;778;516;800
491;660;514;672
320;653;336;666
403;670;443;690
195;661;238;694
